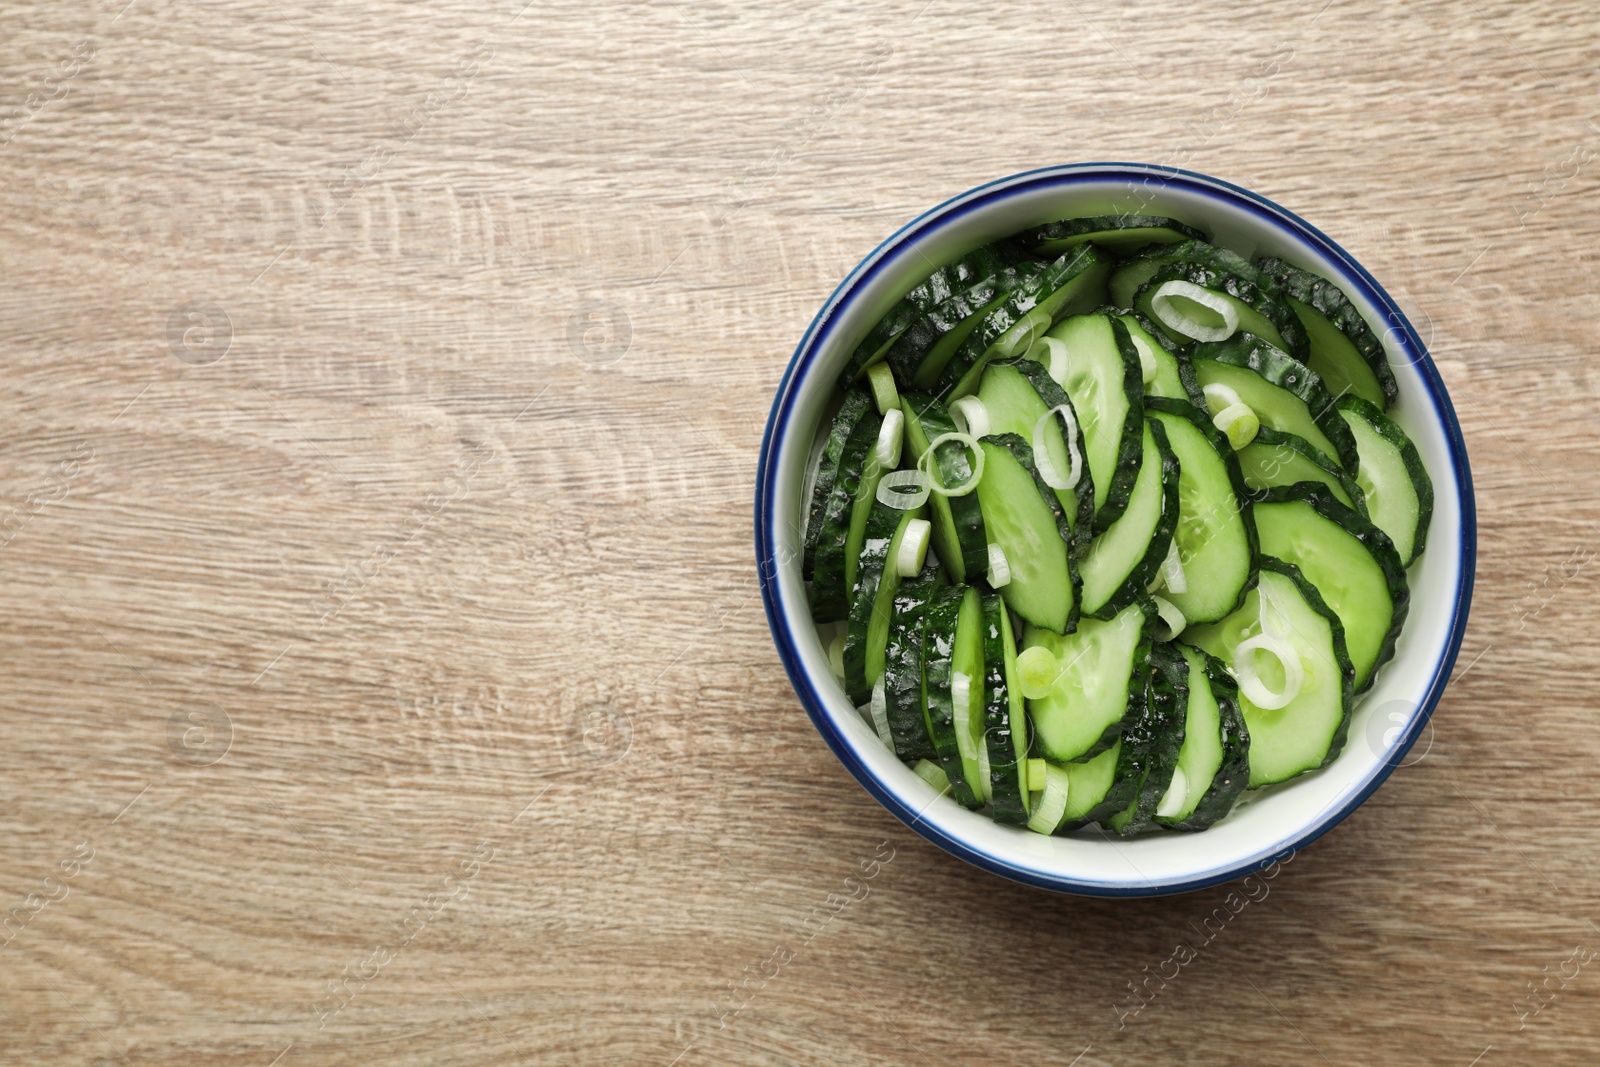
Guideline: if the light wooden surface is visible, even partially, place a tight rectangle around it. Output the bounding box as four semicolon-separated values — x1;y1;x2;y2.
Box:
0;0;1596;1063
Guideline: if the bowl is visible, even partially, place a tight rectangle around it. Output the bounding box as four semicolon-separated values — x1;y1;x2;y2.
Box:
754;163;1475;897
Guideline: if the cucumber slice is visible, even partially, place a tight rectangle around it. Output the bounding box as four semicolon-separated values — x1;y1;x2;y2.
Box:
809;404;884;621
1079;420;1180;619
1257;256;1397;409
1336;397;1433;565
883;262;1043;387
1284;293;1384;406
1089;742;1146;827
1044;312;1145;527
1159;239;1258;275
1022;598;1154;763
1108;242;1186;309
1253;485;1410;692
983;592;1030;824
844;450;891;598
977;360;1095;545
883;569;940;762
1057;741;1122;830
920;585;981;808
842;501;929;706
1186;560;1355;787
1190;334;1360;471
949;586;988;803
1109;239;1266;314
1106;641;1187;836
1114;310;1199;404
1115;241;1308;350
901;393;987;582
1145;400;1256;624
1022;214;1205;257
1235;426;1366;513
1134;260;1310;361
939;245;1113;399
1156;645;1250;830
803;390;872;580
842;243;1023;381
973;434;1078;634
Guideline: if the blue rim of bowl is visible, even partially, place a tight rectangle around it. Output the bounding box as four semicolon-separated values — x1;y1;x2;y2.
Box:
754;162;1476;897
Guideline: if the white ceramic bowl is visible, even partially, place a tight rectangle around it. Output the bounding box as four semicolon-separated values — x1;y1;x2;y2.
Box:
755;164;1475;896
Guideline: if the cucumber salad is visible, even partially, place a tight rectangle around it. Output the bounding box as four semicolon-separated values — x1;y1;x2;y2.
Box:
803;215;1432;835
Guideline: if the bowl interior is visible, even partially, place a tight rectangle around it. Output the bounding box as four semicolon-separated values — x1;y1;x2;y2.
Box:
762;166;1470;894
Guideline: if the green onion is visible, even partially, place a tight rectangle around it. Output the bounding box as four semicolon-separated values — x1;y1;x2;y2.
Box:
1130;332;1157;386
997;305;1053;358
986;542;1011;588
949;395;990;439
867;678;893;747
1159;539;1187;594
1202;384;1258;448
1232;633;1304;711
1026;336;1070;382
1150;279;1239;342
1026;758;1048;792
896;518;931;577
916;432;985;498
1212;402;1260;450
912;758;951;793
1155;766;1189;819
875;468;930;510
1152;595;1186;642
1025;761;1072;834
866;361;899;415
1016;645;1058;700
1032;404;1083;491
875;408;904;467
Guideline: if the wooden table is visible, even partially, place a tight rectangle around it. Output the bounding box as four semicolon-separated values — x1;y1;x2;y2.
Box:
0;1;1595;1063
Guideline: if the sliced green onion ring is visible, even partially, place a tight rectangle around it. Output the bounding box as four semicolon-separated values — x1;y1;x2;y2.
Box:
1026;761;1072;834
1026;336;1071;383
1016;644;1058;700
867;677;893;748
1160;539;1187;594
1151;279;1240;342
998;306;1054;358
876;468;930;510
986;542;1011;588
1155;766;1189;819
1202;382;1244;416
1032;403;1083;491
912;758;950;793
1130;332;1157;385
1027;758;1049;792
1213;401;1260;450
1233;633;1304;711
917;432;985;498
1153;595;1186;642
949;395;991;439
896;518;932;576
875;407;905;467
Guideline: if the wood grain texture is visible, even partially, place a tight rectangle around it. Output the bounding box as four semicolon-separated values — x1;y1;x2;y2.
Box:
0;0;1596;1063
